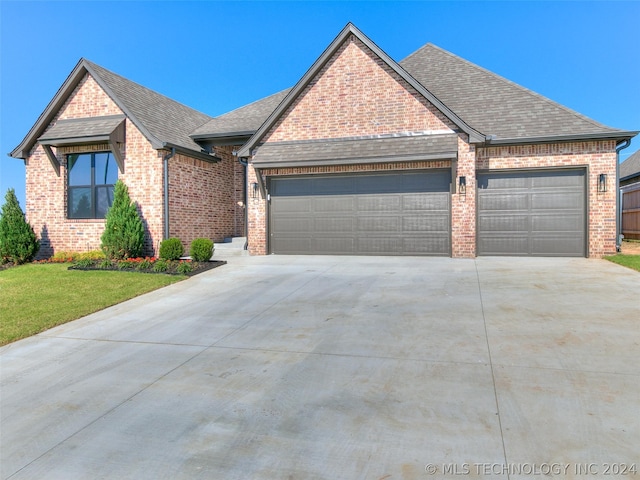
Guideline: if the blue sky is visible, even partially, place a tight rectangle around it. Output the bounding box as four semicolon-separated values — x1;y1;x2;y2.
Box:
2;1;639;208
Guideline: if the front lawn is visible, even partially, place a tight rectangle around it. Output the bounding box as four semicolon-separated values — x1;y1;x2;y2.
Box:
0;263;184;346
604;254;640;272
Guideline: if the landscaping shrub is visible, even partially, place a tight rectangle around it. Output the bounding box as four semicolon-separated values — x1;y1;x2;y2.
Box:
74;258;94;268
159;238;183;260
153;259;169;272
0;188;39;264
176;261;193;275
101;180;145;260
190;238;214;262
52;250;105;262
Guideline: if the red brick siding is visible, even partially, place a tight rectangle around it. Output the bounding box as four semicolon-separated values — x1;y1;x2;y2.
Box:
451;135;476;257
476;141;618;257
168;146;243;252
264;36;456;143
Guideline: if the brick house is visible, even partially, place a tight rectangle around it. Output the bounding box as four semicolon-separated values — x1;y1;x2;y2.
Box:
10;23;637;258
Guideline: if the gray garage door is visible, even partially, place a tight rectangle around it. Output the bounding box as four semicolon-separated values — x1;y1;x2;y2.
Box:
477;169;586;256
269;170;451;255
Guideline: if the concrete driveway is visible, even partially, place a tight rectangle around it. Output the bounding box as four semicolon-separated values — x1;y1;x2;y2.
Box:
1;256;639;479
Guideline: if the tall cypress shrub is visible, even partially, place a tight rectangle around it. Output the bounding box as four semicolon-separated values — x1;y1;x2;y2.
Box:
0;188;39;264
100;180;145;259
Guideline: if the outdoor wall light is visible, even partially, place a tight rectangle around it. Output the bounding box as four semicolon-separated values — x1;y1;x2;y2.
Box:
459;176;467;195
251;182;259;199
598;173;607;193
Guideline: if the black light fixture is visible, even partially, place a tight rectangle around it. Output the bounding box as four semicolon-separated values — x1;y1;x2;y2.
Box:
251;182;259;199
459;176;467;195
598;173;607;193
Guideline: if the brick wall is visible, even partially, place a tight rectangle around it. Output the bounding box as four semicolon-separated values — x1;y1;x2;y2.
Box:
451;135;476;257
25;73;243;258
264;35;456;143
168;145;244;253
477;140;618;257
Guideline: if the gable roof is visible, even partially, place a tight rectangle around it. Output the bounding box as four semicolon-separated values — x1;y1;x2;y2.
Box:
400;44;633;143
237;23;485;157
203;25;635;149
10;59;213;160
620;149;640;181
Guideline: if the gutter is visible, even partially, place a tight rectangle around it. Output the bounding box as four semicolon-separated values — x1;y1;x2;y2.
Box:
616;139;632;251
162;147;176;242
484;130;639;146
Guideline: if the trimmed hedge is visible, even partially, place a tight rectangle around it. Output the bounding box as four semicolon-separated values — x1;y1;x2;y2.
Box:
159;238;183;260
190;238;214;262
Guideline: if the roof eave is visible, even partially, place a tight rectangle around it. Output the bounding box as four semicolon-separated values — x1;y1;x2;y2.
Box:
237;23;484;158
162;143;221;163
483;131;639;147
190;130;255;141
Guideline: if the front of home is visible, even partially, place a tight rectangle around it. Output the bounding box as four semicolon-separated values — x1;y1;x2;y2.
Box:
10;24;637;259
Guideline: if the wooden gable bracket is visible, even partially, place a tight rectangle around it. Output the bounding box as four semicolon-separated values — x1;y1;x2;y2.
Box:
108;120;126;173
41;144;61;177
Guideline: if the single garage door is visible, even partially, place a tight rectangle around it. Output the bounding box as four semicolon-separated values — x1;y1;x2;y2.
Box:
477;169;586;256
269;170;451;255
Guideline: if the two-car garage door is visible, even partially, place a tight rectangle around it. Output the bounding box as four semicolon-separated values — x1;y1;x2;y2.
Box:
269;170;451;256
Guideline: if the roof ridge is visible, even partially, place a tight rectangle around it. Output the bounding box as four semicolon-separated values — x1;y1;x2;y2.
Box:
411;44;617;133
84;59;212;120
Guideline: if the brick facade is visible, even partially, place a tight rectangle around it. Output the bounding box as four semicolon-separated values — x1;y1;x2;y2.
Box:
245;34;618;258
25;73;244;258
168;145;244;253
476;141;618;257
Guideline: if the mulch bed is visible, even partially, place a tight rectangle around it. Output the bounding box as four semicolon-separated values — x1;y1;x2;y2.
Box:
67;260;226;277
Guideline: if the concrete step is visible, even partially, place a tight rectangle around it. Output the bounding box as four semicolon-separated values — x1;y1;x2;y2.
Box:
213;237;248;256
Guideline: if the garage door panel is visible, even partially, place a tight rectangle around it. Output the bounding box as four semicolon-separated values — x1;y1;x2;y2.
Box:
531;192;583;210
357;195;402;212
314;196;355;213
478;193;529;211
479;215;529;232
532;214;584;232
270;171;451;256
402;193;449;211
314;217;355;233
357;217;400;233
403;215;449;232
478;170;585;257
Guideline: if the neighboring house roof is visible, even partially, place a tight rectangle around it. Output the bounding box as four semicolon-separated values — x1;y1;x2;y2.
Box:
620;149;640;182
10;59;213;160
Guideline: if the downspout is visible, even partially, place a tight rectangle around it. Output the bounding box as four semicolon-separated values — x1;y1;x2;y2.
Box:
235;151;249;250
163;147;176;242
616;139;631;252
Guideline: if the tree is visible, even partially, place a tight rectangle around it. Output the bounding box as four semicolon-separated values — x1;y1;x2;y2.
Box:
0;188;39;264
100;180;145;259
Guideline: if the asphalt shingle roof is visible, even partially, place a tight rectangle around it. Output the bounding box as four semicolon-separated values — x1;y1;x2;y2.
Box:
399;44;621;141
197;39;627;143
191;89;291;138
252;133;459;168
38;115;125;144
85;61;212;152
620;149;640;180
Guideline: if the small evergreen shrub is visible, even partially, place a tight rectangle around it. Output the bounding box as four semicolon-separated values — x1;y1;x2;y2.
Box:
101;180;145;260
0;188;39;264
177;261;193;275
153;259;169;272
159;238;183;260
190;238;214;262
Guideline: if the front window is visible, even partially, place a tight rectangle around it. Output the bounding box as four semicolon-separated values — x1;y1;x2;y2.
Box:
67;152;117;219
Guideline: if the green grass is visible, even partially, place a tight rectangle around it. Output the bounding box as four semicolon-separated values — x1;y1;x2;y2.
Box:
0;263;184;346
604;254;640;272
